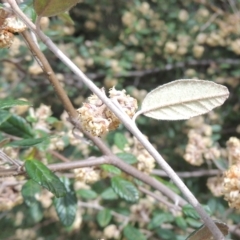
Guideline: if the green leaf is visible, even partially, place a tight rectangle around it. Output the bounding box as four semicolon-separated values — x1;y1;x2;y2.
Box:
0;110;11;125
20;0;37;22
186;218;202;228
213;158;228;171
175;216;187;230
123;225;147;240
116;152;138;164
21;179;41;206
0;114;34;138
34;0;80;17
25;159;67;197
8;137;47;148
28;201;43;223
182;204;200;219
97;209;112;227
111;176;139;202
58;12;75;25
77;189;98;200
101;164;121;175
101;187;118;200
114;132;128;150
156;228;176;240
202;205;212;216
158;177;181;194
53;178;77;226
148;212;174;230
0;99;31;109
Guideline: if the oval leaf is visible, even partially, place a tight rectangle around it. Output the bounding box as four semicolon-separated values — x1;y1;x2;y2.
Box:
114;132;128;150
21;179;41;206
0;114;34;138
0;110;11;125
101;164;122;175
175;216;187;230
77;189;98;200
186;221;229;240
28;201;43;223
8;137;47;148
116;152;138;164
0;99;31;109
97;209;112;227
123;225;147;240
111;176;139;202
53;178;77;227
20;0;37;22
140;79;229;120
101;187;118;200
183;204;200;219
148;212;174;230
25;159;67;197
156;228;176;239
34;0;80;17
54;192;77;226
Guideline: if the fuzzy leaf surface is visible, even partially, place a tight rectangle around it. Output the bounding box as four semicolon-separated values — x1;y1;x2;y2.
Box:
141;79;229;120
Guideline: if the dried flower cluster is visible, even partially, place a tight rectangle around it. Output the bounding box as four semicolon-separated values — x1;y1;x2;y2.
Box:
0;176;23;211
131;137;155;174
77;87;138;136
226;137;240;166
222;137;240;209
207;176;224;197
130;198;153;223
183;116;220;166
103;224;120;239
223;163;240;209
0;8;26;48
74;166;102;184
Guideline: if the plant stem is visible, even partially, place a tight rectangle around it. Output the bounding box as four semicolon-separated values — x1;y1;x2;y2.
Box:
48;155;187;206
21;30;77;119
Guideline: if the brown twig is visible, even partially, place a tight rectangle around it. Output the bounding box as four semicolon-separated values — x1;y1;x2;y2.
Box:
139;186;182;212
152;169;222;178
78;201;129;221
0;150;22;168
47;156;187;207
86;58;240;81
20;30;77;119
49;150;70;163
